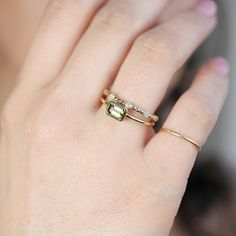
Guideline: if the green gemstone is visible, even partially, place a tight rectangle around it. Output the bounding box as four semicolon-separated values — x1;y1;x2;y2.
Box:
106;101;126;121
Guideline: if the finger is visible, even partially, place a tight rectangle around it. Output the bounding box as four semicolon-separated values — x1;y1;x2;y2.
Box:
144;58;229;183
55;0;170;109
110;1;217;120
160;0;198;22
17;0;106;91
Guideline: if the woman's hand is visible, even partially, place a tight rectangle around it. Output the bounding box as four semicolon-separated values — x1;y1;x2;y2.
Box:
0;0;229;235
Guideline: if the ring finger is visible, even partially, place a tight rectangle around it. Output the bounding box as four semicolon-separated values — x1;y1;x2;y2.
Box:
101;1;217;134
144;57;229;184
54;0;169;107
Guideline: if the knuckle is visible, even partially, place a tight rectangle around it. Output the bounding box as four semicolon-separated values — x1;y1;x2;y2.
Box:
135;31;177;66
181;94;217;128
94;2;139;32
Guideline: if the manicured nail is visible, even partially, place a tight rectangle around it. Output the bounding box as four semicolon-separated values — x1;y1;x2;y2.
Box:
195;0;218;17
210;57;230;76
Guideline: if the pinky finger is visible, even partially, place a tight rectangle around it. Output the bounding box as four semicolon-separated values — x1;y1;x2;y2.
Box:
144;57;230;182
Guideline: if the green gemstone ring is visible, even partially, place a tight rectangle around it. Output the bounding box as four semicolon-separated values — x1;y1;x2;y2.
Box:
101;89;159;126
106;101;127;121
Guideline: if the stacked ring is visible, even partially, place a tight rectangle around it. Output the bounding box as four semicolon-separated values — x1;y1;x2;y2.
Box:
101;89;159;126
160;128;202;151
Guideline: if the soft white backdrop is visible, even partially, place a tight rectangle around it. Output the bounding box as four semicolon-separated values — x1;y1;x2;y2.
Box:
206;0;236;166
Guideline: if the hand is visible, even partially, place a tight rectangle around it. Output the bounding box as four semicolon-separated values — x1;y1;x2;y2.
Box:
0;0;229;235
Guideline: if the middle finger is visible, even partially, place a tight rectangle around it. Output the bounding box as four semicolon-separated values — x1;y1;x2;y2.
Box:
110;1;217;119
55;0;170;109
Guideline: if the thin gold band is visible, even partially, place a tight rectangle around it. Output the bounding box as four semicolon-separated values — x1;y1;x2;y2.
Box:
160;128;201;151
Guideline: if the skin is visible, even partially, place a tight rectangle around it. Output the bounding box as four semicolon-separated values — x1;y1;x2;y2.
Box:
0;0;229;235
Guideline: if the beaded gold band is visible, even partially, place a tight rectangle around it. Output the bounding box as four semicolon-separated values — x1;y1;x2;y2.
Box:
101;89;159;126
160;128;201;151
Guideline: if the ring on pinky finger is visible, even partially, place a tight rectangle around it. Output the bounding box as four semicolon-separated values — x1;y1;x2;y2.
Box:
144;57;230;176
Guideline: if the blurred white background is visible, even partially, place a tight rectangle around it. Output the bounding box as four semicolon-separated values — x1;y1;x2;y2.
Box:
206;0;236;166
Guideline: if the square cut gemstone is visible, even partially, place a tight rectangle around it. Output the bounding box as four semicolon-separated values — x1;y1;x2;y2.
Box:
106;101;126;121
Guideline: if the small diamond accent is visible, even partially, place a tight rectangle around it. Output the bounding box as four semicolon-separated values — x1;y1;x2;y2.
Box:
125;103;133;109
107;94;115;101
144;112;150;118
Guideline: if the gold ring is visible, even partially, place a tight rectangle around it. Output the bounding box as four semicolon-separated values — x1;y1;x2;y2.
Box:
160;128;201;151
101;89;159;126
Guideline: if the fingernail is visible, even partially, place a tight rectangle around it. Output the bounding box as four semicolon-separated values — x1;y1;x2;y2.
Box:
195;0;218;17
209;57;230;76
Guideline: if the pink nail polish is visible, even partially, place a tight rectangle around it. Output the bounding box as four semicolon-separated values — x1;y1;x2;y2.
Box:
210;57;230;76
195;0;218;17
